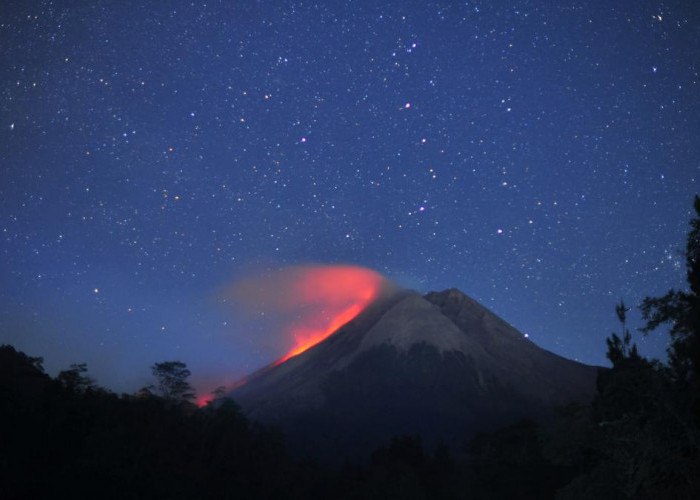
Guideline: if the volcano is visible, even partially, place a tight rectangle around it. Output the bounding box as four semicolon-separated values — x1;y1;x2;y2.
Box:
229;288;600;460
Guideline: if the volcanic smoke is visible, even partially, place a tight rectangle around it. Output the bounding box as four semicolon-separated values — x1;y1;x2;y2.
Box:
229;265;389;364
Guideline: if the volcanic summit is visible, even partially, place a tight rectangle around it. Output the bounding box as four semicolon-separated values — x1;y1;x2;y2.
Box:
229;287;600;460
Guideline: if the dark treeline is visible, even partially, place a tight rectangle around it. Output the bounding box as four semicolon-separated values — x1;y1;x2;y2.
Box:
0;351;577;500
2;197;700;499
0;347;295;499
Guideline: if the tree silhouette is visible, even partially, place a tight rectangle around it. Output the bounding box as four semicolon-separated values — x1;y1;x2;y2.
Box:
151;361;195;403
605;299;639;365
641;195;700;417
56;363;96;392
577;196;700;498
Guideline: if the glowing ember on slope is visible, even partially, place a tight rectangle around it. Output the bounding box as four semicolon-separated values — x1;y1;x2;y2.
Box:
230;265;387;364
276;300;366;364
196;394;214;408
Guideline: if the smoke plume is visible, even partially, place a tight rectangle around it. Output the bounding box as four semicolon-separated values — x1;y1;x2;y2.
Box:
228;265;390;364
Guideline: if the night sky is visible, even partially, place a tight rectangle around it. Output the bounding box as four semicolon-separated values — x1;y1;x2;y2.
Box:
1;1;698;397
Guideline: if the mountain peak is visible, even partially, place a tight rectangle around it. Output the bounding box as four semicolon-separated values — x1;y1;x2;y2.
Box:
229;287;600;460
425;288;527;345
357;292;483;355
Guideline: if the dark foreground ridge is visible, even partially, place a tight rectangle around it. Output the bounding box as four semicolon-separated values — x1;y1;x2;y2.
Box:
230;287;600;461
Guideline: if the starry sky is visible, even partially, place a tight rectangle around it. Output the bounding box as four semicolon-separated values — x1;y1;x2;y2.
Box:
1;1;698;396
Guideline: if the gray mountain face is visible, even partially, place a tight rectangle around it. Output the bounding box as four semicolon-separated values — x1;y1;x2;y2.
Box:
229;288;600;460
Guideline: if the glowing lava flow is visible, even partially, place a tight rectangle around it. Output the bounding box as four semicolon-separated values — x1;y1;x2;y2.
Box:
196;394;214;408
230;265;386;366
277;301;366;364
275;266;384;363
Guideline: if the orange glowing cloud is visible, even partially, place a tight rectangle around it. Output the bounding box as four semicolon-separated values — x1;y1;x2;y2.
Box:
229;265;388;364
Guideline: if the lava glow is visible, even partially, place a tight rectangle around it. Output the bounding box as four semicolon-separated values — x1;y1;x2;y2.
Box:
196;394;214;408
230;265;386;364
276;301;366;364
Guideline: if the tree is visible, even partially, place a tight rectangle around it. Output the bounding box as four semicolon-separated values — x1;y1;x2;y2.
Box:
56;363;95;392
573;196;700;498
151;361;195;403
640;195;700;416
571;298;700;499
605;299;640;366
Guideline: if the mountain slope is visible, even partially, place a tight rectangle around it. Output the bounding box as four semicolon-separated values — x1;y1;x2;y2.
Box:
229;288;600;459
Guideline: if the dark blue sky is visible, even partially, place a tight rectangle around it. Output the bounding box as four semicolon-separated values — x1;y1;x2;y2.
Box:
1;1;697;396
